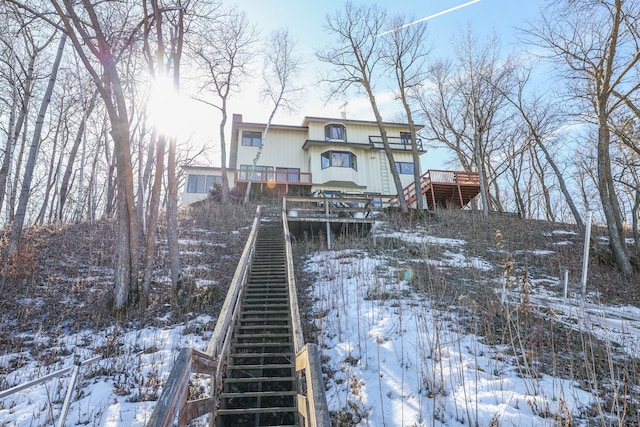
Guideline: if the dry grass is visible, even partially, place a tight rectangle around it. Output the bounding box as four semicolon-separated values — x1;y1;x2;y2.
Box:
0;199;256;355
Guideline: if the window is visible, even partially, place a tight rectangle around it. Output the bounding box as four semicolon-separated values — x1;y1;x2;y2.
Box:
187;174;222;193
239;165;274;180
324;124;346;141
395;162;414;175
276;167;300;182
321;150;357;171
400;132;412;145
241;131;262;147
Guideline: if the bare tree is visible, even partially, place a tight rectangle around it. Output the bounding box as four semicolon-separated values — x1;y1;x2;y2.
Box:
45;0;142;311
317;2;409;213
243;28;303;203
502;67;586;233
192;7;257;203
528;0;640;276
8;33;66;256
380;14;431;210
0;4;47;225
416;30;516;217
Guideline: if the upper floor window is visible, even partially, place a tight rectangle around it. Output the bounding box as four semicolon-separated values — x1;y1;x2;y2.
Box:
400;132;412;145
325;124;346;141
321;150;357;171
242;131;262;147
187;174;222;193
395;162;415;175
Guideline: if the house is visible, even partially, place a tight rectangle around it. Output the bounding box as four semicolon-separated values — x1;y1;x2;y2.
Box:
182;113;480;209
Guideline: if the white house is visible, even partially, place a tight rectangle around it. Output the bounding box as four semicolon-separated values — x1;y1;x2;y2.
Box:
182;114;426;205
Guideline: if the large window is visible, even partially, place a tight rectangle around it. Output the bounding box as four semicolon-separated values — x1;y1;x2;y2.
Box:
395;162;414;175
276;167;300;182
324;124;346;141
321;150;357;171
241;131;262;147
239;164;274;180
186;174;222;193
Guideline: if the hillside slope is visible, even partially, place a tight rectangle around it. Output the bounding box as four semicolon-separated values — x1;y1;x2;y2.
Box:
0;205;638;426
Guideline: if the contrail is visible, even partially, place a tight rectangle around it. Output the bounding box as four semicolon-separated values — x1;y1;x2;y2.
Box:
376;0;482;37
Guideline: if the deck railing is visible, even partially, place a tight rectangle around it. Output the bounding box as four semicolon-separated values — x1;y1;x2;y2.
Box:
368;135;424;151
283;195;376;219
391;169;480;208
428;169;479;184
235;170;312;185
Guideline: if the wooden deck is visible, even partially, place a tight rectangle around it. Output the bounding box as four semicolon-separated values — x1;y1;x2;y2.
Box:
395;169;481;210
283;195;376;247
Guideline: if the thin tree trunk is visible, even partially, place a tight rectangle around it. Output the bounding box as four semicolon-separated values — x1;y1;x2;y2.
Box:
58;92;97;221
365;87;408;214
141;134;166;301
168;8;184;299
0;53;35;217
219;105;230;203
36;113;63;225
8;34;66;256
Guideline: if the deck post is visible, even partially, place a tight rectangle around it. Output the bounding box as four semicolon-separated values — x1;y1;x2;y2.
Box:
325;198;331;249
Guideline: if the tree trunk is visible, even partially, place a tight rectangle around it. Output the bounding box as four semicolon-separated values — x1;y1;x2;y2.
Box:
35;112;62;225
141;134;166;301
58;92;97;221
365;87;408;214
8;34;66;256
473;126;489;219
597;114;633;276
0;53;35;219
219;105;230;203
536;139;584;234
400;98;424;210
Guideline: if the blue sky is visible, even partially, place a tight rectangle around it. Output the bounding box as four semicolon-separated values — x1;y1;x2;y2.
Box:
226;0;547;124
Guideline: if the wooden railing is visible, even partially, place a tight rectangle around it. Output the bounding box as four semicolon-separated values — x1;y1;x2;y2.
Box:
392;169;480;207
147;207;263;427
235;170;313;185
283;195;377;220
282;210;331;427
145;348;217;427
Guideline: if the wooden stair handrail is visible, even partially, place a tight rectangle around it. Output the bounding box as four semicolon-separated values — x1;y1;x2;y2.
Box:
146;206;263;427
283;210;331;427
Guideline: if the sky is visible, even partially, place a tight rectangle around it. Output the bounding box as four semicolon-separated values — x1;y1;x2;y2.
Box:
226;0;547;123
177;0;549;168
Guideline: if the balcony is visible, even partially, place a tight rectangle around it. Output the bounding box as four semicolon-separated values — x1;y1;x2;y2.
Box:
234;169;312;195
368;136;425;152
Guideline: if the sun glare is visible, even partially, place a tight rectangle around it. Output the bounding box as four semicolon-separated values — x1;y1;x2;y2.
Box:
147;76;184;137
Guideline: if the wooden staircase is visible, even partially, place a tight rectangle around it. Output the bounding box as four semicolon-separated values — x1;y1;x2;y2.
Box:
146;208;329;427
215;223;298;426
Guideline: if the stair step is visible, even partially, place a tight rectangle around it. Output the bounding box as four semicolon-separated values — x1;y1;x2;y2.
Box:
215;406;296;416
220;390;297;399
224;376;295;384
232;340;292;347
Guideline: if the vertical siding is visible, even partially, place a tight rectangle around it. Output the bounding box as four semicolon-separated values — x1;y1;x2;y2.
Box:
236;127;308;171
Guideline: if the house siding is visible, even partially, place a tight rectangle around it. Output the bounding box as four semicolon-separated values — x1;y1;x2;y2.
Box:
181;114;424;205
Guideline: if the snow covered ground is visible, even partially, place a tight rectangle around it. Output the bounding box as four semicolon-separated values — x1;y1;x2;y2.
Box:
1;217;639;426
